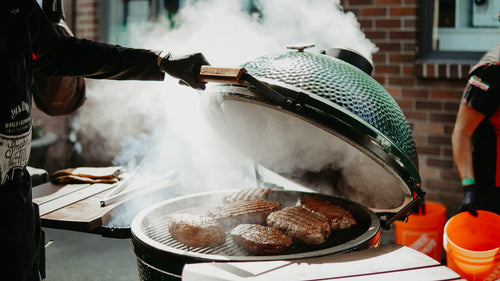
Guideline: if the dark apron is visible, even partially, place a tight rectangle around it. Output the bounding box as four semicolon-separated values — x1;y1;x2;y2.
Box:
0;169;41;281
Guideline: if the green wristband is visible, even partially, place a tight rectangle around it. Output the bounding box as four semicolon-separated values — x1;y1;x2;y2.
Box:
461;178;475;186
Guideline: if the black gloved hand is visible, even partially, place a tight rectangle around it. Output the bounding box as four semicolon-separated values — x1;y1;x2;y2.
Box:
159;52;210;90
459;184;478;216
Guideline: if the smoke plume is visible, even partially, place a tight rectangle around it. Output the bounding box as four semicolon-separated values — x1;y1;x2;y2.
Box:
77;0;378;196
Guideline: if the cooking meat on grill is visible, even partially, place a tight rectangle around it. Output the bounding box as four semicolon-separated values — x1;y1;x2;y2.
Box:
231;224;293;255
266;206;331;245
168;214;226;248
207;200;281;229
298;197;357;230
223;188;272;203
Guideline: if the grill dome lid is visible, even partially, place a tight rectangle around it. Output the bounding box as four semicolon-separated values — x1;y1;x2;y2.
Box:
242;51;416;162
201;49;423;226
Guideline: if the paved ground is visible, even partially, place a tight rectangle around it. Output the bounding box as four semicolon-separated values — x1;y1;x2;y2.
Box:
43;228;139;281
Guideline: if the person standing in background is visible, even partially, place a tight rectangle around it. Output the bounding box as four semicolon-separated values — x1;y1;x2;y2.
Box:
452;43;500;217
1;0;209;280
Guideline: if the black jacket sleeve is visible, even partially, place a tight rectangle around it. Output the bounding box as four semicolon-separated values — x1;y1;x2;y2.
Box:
30;2;165;81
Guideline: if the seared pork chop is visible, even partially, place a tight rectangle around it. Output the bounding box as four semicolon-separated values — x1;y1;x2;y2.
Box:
207;200;281;229
231;224;293;255
168;214;226;248
223;188;272;203
298;197;357;230
266;206;331;245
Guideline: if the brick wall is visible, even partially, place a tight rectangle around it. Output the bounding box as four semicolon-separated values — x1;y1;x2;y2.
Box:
341;0;469;217
74;0;100;40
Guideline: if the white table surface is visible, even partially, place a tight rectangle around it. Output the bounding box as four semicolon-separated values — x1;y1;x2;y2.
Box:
182;244;463;281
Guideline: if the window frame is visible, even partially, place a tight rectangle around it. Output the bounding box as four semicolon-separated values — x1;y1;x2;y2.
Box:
419;1;483;63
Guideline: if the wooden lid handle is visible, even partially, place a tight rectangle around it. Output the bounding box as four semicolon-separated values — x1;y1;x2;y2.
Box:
198;66;247;84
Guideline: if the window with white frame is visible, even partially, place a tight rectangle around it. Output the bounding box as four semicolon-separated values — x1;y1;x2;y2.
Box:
420;0;500;62
436;0;500;52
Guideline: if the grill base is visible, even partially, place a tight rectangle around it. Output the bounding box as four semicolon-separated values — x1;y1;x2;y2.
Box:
137;256;182;281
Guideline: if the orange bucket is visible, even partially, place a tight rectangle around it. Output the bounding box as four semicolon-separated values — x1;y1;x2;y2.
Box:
443;210;500;281
394;201;446;261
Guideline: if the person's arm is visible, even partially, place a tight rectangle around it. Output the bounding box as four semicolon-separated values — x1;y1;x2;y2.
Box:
28;2;161;80
33;32;166;81
451;103;484;215
452;104;484;181
30;3;208;89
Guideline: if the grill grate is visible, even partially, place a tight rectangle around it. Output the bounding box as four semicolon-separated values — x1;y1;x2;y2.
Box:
141;205;367;257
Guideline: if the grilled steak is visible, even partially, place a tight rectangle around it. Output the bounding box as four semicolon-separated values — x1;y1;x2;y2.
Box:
298;197;357;230
207;200;281;229
223;188;272;203
266;206;331;245
231;224;293;255
168;214;226;248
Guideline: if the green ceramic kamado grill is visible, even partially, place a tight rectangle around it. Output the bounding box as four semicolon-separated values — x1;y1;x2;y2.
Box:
130;46;425;280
